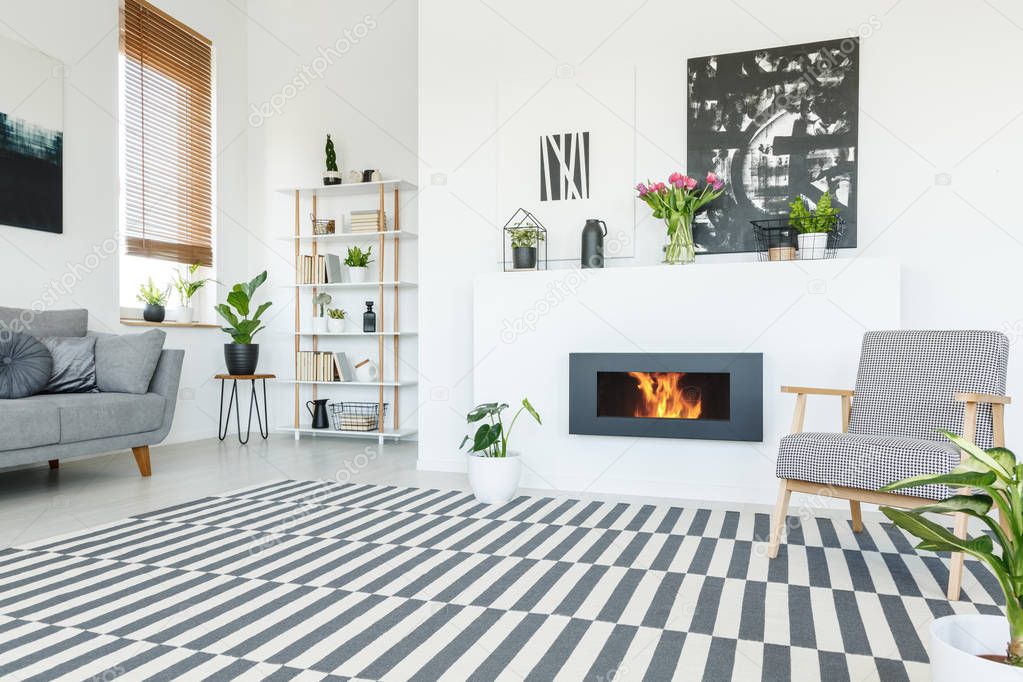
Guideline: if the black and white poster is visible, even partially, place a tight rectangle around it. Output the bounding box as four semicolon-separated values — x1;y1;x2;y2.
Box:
687;38;859;253
0;36;63;234
540;131;589;201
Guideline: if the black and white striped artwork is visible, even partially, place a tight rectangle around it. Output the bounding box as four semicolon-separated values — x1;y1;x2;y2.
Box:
540;131;589;201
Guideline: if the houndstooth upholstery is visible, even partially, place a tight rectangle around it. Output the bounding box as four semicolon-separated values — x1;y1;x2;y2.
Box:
848;330;1009;448
777;330;1009;498
776;432;961;500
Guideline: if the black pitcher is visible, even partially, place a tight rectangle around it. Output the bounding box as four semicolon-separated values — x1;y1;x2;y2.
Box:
581;218;607;268
306;399;330;429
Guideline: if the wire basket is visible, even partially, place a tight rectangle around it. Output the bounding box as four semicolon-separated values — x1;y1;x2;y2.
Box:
750;216;845;262
311;214;336;235
329;401;388;431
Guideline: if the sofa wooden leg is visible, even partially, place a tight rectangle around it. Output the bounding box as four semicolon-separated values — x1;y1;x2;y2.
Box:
947;511;968;600
48;459;59;470
768;479;792;559
850;500;863;532
132;446;152;477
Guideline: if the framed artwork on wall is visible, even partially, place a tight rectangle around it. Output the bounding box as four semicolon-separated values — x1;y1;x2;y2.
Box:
0;36;64;235
686;38;859;254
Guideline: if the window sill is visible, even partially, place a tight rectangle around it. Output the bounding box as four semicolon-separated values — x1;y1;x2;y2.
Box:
120;319;220;329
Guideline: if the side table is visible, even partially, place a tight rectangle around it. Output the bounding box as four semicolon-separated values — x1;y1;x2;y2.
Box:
216;374;275;444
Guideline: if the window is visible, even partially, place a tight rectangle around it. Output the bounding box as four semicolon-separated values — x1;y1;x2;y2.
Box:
119;0;213;312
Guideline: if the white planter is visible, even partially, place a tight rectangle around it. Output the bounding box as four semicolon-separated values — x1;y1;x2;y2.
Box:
177;306;194;324
797;232;829;260
466;451;522;504
326;318;347;334
348;266;370;284
931;615;1023;680
311;317;328;334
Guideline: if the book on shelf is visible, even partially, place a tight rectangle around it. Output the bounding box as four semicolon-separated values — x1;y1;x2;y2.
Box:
295;351;361;382
298;255;329;285
333;352;355;382
324;254;343;283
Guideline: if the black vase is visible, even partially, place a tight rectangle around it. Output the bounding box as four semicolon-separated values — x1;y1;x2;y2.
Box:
143;304;165;323
512;246;537;269
224;343;259;375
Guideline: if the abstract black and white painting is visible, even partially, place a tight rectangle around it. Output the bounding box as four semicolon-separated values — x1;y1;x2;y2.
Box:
0;36;63;234
540;131;589;201
687;38;859;253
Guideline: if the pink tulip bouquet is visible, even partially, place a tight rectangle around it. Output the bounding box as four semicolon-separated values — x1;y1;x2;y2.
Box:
635;172;726;265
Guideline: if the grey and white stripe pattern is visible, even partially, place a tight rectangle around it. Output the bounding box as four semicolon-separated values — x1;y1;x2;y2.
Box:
0;480;1004;680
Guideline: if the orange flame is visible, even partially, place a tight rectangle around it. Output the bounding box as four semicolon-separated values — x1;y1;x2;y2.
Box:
627;372;702;419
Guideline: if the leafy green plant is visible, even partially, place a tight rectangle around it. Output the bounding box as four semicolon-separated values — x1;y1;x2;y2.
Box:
215;271;272;344
460;398;541;458
880;431;1023;665
325;135;338;172
509;225;545;249
344;245;373;267
789;192;839;233
136;278;169;306
172;263;217;306
312;292;332;316
327;307;347;320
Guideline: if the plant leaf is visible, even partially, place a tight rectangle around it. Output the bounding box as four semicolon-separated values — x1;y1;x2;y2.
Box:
913;494;994;517
986;447;1018;473
880;507;998;559
252;301;272;322
521;397;542;425
943;431;1013;481
880;470;997;493
227;290;250;317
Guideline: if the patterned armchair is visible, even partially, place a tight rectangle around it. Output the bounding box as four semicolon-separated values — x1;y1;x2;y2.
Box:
769;330;1010;600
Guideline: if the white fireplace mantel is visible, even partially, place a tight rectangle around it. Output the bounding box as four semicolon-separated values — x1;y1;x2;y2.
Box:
471;258;900;506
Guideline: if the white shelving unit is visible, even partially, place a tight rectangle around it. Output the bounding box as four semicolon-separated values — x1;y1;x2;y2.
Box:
278;178;418;444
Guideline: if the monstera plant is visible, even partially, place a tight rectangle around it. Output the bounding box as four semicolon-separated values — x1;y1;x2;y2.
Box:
459;399;542;505
215;271;272;375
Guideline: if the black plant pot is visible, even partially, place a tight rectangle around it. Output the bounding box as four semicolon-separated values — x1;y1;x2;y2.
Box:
512;246;537;269
143;304;166;323
224;343;259;375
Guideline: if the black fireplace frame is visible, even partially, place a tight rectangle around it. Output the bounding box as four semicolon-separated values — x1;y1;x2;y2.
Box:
569;352;763;441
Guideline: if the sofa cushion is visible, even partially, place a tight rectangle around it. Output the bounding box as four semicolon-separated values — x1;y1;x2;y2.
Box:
0;399;60;451
0;307;88;338
95;329;166;394
776;431;961;501
0;332;52;399
20;392;165;443
39;336;98;394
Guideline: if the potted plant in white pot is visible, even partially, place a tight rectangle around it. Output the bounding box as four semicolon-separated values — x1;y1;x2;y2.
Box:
311;292;331;333
137;278;170;323
460;398;541;504
880;431;1023;679
790;192;838;260
171;262;216;324
215;271;271;375
345;245;373;283
326;307;347;333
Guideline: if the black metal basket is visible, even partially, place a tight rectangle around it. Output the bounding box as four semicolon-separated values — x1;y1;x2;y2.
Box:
750;216;845;262
329;401;388;432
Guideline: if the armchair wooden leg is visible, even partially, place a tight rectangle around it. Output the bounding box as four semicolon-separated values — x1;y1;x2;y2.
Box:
132;446;152;477
768;479;792;559
48;459;59;470
850;500;863;532
947;511;968;600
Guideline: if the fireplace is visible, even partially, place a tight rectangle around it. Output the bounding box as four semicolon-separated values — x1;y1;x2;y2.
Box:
569;353;763;441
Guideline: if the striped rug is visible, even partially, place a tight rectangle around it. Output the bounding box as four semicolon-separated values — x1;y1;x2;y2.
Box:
0;480;1004;681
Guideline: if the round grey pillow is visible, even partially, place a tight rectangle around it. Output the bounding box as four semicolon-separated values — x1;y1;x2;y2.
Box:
0;331;53;399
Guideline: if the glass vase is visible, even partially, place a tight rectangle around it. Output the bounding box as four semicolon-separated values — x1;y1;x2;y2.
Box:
664;214;696;265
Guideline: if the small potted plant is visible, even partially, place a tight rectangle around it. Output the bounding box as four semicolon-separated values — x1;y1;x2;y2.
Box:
326;307;347;333
880;431;1023;679
171;262;216;324
215;271;271;375
509;219;545;269
323;134;342;186
312;292;331;334
344;245;373;283
460;398;541;504
137;278;170;323
790;192;838;260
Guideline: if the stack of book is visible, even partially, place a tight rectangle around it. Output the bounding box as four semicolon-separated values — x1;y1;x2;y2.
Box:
298;254;344;284
295;351;356;382
350;210;384;233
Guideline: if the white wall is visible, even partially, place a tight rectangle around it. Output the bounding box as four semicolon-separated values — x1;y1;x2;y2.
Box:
417;0;1023;497
0;0;250;444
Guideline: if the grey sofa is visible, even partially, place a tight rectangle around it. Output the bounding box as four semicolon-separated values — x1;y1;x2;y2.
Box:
0;308;184;476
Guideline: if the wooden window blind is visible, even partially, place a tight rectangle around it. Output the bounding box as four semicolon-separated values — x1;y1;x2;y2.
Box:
121;0;213;266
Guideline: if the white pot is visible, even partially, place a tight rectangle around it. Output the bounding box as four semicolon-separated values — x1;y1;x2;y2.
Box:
931;615;1023;680
326;318;347;334
311;317;328;334
466;451;522;504
348;266;369;284
177;306;194;324
797;232;829;260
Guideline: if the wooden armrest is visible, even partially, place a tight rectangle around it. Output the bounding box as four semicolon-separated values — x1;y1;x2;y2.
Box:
781;385;855;397
955;392;1011;405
